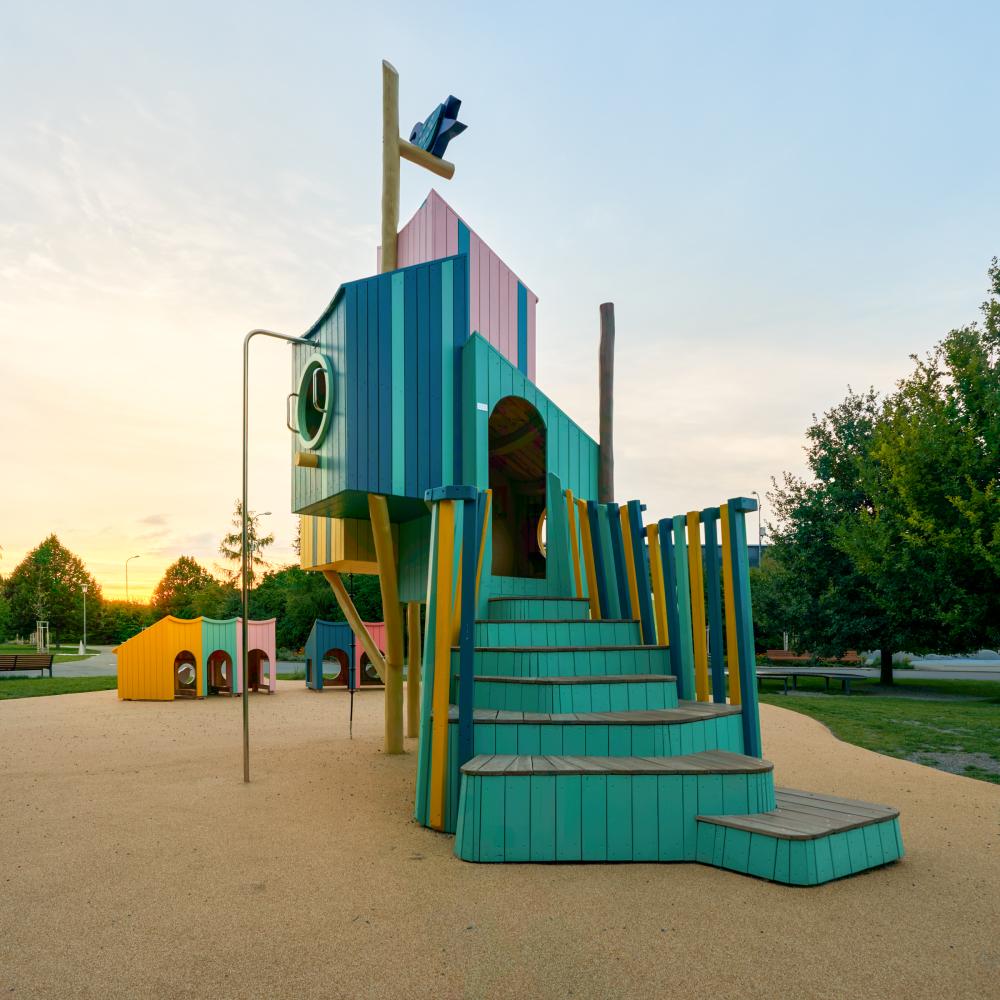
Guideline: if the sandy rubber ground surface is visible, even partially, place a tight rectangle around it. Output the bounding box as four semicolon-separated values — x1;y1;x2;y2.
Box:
1;682;997;1000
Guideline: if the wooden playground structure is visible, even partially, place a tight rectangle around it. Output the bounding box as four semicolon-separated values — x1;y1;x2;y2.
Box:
276;61;904;882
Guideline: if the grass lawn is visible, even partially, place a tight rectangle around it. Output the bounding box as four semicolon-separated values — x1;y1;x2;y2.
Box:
760;675;1000;784
0;676;117;700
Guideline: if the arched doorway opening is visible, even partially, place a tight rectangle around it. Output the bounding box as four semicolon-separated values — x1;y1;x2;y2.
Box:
358;652;383;686
248;649;270;693
174;650;198;698
489;396;547;578
321;648;350;688
206;650;233;695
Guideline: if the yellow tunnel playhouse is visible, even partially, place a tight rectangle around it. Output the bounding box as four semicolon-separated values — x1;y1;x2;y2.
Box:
116;616;277;701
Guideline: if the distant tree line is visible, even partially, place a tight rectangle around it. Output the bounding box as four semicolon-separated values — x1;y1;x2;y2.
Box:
0;502;383;651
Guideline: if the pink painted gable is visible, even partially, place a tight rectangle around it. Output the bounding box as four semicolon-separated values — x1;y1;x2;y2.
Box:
382;190;538;376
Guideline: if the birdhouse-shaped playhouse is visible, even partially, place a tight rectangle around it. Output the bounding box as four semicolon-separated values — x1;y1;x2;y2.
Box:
292;188;597;600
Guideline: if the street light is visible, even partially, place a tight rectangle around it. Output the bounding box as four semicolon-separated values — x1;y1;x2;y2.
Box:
241;329;312;784
751;490;763;567
81;583;88;654
125;554;140;603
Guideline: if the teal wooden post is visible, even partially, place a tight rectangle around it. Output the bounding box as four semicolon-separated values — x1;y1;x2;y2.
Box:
595;504;622;618
727;496;762;757
626;500;656;644
657;518;683;684
606;503;633;618
667;516;696;700
545;473;573;595
701;507;726;703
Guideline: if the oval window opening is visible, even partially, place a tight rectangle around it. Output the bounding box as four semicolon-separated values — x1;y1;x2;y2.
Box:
296;355;335;450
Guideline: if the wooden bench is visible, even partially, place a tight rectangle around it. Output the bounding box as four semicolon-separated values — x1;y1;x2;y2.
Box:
756;668;867;695
0;653;54;678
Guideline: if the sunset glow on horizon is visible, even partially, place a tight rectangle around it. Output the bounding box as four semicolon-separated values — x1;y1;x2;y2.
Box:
3;3;998;606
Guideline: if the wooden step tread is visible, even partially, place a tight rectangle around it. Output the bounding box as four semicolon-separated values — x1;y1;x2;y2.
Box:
475;618;638;625
444;701;740;725
474;673;676;686
453;644;668;653
462;751;772;777
488;596;590;603
698;788;899;840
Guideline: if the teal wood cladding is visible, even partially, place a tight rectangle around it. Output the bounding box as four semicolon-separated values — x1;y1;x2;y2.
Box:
292;255;470;519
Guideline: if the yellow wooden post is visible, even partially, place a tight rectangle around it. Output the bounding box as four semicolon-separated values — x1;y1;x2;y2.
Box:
368;493;404;754
686;511;710;702
619;505;641;619
474;489;492;606
577;499;601;619
566;489;583;598
719;503;742;705
322;571;387;681
646;524;669;646
406;600;421;739
429;499;456;829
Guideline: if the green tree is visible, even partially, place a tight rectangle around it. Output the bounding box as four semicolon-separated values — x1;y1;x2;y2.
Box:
95;600;155;644
764;261;1000;682
218;500;275;589
0;592;13;641
2;535;102;641
150;557;216;618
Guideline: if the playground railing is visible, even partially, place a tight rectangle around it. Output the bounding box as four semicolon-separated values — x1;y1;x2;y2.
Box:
415;477;762;832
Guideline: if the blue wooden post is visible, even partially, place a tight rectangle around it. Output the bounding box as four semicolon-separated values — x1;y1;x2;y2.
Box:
414;502;441;825
727;496;762;757
626;500;656;644
701;507;726;703
458;492;480;768
587;501;611;618
606;503;632;618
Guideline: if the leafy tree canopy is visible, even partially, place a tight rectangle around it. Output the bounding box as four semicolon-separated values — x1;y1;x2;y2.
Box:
150;556;217;619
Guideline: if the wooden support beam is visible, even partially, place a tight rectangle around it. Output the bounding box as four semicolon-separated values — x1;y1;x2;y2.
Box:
322;570;387;683
398;138;455;179
406;600;421;739
598;302;615;503
368;493;404;754
381;60;400;274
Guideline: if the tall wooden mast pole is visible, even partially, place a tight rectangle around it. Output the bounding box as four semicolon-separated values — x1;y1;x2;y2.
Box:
598;302;615;503
381;60;400;274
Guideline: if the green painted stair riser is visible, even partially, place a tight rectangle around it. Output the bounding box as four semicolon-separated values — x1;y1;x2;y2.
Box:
448;713;743;758
693;817;904;884
487;598;591;622
455;769;776;863
450;645;672;679
440;714;745;831
473;619;642;647
465;677;679;713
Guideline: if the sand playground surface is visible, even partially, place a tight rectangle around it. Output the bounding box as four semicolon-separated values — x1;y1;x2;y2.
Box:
1;683;997;1000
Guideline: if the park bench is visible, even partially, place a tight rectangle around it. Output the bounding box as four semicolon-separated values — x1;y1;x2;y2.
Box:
764;649;861;664
756;667;868;695
0;653;55;678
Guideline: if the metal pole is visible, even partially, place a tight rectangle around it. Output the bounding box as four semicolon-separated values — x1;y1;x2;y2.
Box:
242;329;312;783
126;554;140;603
752;490;762;567
598;303;615;503
82;584;88;653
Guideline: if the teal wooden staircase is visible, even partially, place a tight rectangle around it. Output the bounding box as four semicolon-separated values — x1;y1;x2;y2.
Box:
415;483;903;885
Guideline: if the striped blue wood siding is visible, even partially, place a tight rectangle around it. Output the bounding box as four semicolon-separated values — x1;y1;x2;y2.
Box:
292;255;470;518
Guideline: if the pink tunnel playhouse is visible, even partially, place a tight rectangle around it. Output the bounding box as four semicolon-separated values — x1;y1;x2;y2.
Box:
234;618;278;694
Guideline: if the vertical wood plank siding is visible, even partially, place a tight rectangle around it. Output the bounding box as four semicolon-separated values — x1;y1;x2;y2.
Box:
389;190;538;376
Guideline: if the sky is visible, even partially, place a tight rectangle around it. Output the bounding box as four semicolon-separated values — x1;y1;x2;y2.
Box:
1;1;998;602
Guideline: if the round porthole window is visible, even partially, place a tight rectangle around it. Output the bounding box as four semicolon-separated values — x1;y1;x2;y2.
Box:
296;354;335;450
